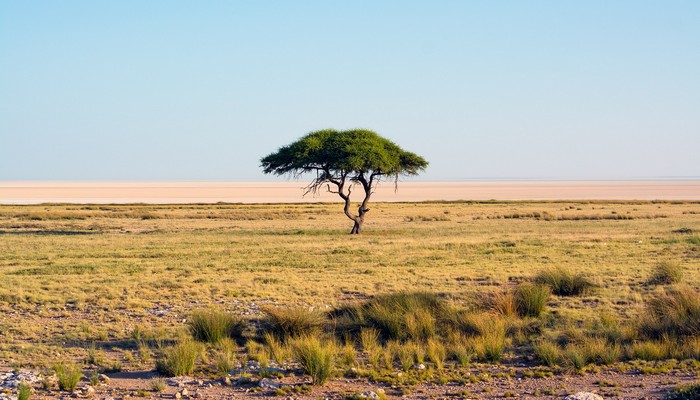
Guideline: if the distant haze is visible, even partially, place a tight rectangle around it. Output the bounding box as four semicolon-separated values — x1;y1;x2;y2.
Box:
1;1;699;180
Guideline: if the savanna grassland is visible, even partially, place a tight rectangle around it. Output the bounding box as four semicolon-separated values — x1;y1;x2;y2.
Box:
1;201;700;399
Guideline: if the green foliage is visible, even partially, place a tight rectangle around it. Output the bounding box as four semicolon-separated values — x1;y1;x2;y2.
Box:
260;307;324;342
648;262;684;285
290;335;334;385
534;341;560;366
17;381;32;400
261;129;428;179
150;378;166;392
514;283;550;317
664;383;700;400
188;308;245;344
535;267;594;296
640;286;700;339
332;291;444;341
53;362;82;392
156;340;201;376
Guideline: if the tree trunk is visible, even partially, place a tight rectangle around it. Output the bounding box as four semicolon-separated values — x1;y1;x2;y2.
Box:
350;218;363;234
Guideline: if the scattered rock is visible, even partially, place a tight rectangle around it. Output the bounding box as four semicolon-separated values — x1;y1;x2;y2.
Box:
259;378;281;390
565;393;604;400
98;374;110;384
355;391;381;400
412;363;426;370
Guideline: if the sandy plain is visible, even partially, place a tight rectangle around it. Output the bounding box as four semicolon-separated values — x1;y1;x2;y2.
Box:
1;180;700;204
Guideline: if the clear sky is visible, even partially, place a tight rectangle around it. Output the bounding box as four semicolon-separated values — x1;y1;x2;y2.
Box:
1;1;699;181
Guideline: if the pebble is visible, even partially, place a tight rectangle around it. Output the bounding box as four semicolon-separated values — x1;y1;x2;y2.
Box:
565;392;605;400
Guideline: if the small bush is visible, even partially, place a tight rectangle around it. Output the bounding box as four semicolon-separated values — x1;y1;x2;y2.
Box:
581;337;620;365
491;291;517;317
291;335;334;385
629;340;668;361
53;363;82;392
664;383;700;400
535;267;594;296
188;308;245;344
333;292;445;341
514;283;550;317
640;286;700;339
470;318;507;362
561;345;587;371
446;332;472;366
649;262;684;285
150;377;166;392
264;332;290;364
426;338;446;369
261;307;324;342
156;340;201;376
18;381;32;400
213;338;237;376
534;341;560;366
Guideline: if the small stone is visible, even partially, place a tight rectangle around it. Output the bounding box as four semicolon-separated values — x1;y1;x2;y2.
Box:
564;393;605;400
355;391;380;400
181;389;188;396
258;378;281;390
99;374;110;384
196;380;204;386
175;392;182;399
413;363;426;370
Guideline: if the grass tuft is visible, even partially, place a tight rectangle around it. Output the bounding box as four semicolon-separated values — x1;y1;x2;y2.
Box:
261;307;324;342
188;308;245;344
639;286;700;339
53;362;82;392
290;335;334;385
156;340;201;376
648;262;683;285
664;383;700;400
535;267;594;296
514;283;550;317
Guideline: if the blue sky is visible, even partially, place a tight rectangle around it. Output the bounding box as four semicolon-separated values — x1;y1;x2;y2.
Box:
1;1;698;180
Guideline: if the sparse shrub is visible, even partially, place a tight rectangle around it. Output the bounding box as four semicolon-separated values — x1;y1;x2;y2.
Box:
188;308;245;344
290;335;334;385
156;340;201;376
514;283;550;317
261;307;323;342
639;286;700;339
534;341;561;366
491;291;517;317
53;362;82;391
535;267;594;296
446;332;472;366
561;345;587;371
470;317;507;362
359;328;380;355
339;341;358;367
397;344;415;371
581;337;620;365
17;381;31;400
648;262;683;285
245;340;269;366
264;332;290;364
629;340;668;361
426;338;446;369
334;292;444;341
85;342;105;366
213;338;237;376
664;382;700;400
150;377;166;392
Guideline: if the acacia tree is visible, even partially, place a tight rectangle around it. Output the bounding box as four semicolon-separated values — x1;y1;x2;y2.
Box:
261;129;428;234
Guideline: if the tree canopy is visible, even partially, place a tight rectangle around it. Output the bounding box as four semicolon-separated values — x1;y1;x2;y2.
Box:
261;129;428;233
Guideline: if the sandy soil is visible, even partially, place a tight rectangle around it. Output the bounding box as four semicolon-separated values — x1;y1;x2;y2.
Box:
1;180;699;204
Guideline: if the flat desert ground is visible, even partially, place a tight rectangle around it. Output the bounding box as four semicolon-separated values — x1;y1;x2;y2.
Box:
1;180;700;204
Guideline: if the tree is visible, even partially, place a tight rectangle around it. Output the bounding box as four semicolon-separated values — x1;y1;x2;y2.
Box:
261;129;428;234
